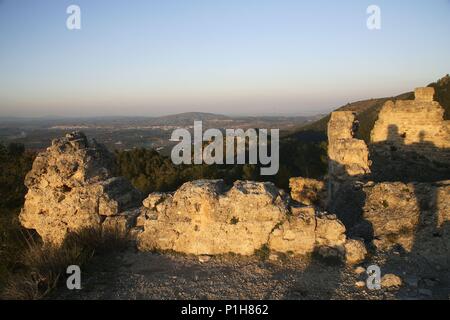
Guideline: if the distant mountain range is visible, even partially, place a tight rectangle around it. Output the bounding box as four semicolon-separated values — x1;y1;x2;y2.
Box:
2;74;448;148
0;112;322;129
0;111;323;151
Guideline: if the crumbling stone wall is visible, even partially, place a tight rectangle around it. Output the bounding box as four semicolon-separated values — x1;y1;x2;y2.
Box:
323;88;450;261
137;180;361;261
326;112;370;210
20;132;142;245
19;132;365;264
370;87;450;181
326;87;450;198
328;111;371;179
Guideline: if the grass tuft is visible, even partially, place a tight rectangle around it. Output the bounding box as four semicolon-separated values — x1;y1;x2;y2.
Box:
1;226;131;300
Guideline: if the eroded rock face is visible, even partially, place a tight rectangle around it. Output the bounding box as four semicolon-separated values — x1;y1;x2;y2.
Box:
137;180;352;257
268;206;317;254
328;111;371;179
370;87;450;181
138;180;288;255
289;177;326;207
359;181;450;266
19;132;142;245
327;112;371;214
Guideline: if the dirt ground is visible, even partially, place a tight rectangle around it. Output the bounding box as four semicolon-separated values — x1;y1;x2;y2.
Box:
51;247;450;300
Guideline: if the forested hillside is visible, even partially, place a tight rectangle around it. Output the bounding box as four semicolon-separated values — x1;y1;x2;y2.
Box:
115;138;328;194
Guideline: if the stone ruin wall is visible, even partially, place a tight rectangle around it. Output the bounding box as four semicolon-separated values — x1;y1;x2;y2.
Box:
326;111;371;204
328;87;450;187
371;87;450;168
327;111;371;178
20;132;367;265
323;87;450;265
18;87;450;265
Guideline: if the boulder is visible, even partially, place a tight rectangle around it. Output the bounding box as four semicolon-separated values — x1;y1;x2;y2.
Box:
344;239;367;265
381;274;402;289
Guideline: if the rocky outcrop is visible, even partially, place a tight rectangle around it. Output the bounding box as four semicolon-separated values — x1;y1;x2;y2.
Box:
19;132;142;245
137;179;358;260
289;177;326;207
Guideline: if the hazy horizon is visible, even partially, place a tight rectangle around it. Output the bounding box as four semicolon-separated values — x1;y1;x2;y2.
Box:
0;110;326;120
1;0;449;117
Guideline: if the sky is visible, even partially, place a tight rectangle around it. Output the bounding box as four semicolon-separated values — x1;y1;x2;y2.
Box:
0;0;449;117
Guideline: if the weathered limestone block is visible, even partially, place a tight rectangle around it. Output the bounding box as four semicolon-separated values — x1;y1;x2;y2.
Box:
328;111;371;179
142;192;168;210
315;214;347;248
326;111;373;241
138;180;354;257
19;132;142;245
103;209;141;232
24;133;116;190
327;111;358;141
360;181;450;266
289;177;326;206
268;206;317;254
414;87;435;102
138;180;290;255
344;239;367;265
362;182;420;250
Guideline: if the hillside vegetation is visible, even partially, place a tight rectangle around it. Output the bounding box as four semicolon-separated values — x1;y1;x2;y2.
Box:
0;144;35;288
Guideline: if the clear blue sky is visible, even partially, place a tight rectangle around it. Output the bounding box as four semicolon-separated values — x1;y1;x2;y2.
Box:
0;0;449;117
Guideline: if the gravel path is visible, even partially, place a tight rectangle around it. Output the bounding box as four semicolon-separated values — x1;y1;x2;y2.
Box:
51;249;450;300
